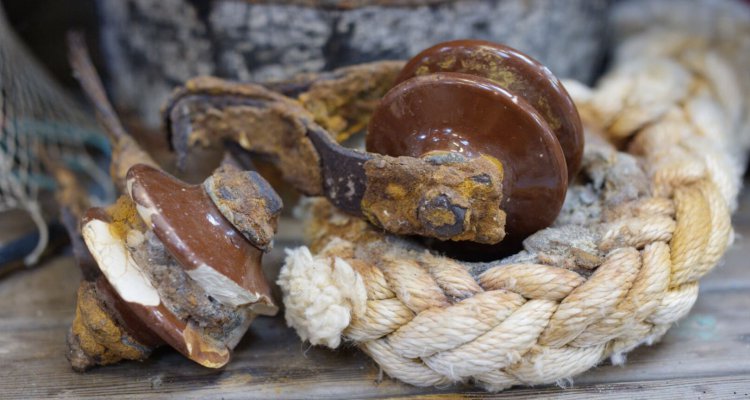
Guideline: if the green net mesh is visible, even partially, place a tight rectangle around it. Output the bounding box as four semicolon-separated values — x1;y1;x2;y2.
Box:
0;7;110;265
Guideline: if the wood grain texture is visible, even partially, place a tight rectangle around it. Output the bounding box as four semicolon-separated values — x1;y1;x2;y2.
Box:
1;195;749;399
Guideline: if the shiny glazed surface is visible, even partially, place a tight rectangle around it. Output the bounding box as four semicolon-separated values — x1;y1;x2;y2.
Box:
367;72;567;241
126;164;269;298
394;39;583;181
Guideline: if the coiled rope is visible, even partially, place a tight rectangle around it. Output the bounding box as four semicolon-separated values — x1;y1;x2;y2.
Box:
278;0;750;391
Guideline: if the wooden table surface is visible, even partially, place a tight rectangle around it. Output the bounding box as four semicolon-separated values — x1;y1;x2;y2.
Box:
1;192;749;400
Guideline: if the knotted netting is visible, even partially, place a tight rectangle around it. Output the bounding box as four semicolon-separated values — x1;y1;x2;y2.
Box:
0;7;110;265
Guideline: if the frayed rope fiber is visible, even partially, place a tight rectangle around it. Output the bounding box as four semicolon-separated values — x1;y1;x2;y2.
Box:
278;0;750;392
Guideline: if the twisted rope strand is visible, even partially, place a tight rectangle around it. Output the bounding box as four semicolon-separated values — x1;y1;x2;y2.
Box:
277;0;750;391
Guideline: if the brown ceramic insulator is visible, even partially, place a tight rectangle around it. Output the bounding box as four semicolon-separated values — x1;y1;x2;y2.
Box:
92;277;163;349
80;208;233;368
367;72;567;243
126;164;277;314
393;39;583;181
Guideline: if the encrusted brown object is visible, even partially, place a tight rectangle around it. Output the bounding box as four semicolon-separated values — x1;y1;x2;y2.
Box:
162;38;584;252
362;153;505;243
70;161;281;370
393;40;584;181
126;164;277;312
245;0;454;8
367;70;571;248
276;2;749;389
65;36;280;371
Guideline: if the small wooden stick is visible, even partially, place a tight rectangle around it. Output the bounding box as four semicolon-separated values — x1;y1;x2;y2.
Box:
67;32;127;141
67;31;157;191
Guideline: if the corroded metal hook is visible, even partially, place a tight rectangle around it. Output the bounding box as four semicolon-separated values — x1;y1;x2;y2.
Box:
164;72;506;244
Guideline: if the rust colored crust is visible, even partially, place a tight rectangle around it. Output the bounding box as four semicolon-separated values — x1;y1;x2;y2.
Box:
362;154;505;243
106;195;147;240
67;281;154;372
296;61;404;141
77;196;268;370
204;164;283;251
165;61;403;196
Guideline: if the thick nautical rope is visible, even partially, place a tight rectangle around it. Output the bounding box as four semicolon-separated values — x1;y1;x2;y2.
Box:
278;0;750;391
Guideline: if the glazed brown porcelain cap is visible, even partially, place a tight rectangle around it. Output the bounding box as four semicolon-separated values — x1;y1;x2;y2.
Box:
393;39;583;182
367;72;567;241
126;164;277;315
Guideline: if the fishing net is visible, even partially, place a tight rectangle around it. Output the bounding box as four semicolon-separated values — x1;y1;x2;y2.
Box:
0;7;110;265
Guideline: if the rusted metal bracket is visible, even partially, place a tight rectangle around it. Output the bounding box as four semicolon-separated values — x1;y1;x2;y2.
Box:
163;66;505;244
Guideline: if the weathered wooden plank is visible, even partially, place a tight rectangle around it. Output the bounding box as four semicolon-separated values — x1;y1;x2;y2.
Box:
1;192;749;398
